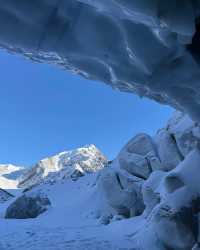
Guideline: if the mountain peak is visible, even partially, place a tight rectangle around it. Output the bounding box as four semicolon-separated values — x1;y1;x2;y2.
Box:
19;145;107;188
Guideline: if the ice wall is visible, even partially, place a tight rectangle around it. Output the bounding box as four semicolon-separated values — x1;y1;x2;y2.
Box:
1;1;200;120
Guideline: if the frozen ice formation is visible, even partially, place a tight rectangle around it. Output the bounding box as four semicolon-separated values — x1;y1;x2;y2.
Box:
94;112;200;249
1;2;200;248
0;1;200;120
134;149;200;250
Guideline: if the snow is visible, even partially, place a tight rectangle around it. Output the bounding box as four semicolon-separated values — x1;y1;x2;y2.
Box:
0;1;200;121
0;174;141;250
0;112;200;249
1;3;200;248
19;144;107;188
0;164;25;190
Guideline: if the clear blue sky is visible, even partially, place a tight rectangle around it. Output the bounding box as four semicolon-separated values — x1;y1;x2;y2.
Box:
0;51;173;166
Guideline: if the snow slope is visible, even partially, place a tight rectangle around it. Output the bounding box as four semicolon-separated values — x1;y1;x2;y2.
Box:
0;1;200;121
0;164;25;190
1;112;200;250
0;175;144;250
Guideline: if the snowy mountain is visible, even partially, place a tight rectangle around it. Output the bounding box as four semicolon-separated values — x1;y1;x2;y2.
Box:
1;112;200;249
19;144;107;188
0;164;25;190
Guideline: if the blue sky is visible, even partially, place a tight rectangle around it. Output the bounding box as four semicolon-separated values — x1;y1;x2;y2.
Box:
0;51;173;166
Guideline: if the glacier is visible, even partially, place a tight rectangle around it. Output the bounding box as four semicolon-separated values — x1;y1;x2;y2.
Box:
1;1;200;250
0;1;200;121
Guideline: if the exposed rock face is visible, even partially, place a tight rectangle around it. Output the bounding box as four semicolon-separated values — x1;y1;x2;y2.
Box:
5;192;51;219
0;1;200;121
19;145;107;188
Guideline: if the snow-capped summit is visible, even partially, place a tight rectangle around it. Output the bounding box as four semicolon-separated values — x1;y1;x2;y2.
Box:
19;144;107;188
0;164;25;189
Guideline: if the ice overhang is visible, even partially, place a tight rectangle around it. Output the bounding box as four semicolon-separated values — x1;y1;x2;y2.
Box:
0;0;200;121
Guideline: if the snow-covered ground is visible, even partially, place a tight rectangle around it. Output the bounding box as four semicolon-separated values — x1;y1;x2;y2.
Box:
0;174;142;250
1;112;200;250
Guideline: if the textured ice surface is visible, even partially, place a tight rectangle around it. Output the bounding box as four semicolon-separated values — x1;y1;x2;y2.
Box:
1;3;200;247
0;1;200;120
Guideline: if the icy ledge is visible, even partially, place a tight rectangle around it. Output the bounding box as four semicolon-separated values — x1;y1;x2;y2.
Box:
1;1;200;120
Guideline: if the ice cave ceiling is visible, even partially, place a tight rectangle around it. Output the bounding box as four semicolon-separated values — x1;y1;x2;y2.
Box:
0;0;200;121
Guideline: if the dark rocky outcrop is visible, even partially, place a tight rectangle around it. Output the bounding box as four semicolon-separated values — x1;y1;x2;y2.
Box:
5;193;51;219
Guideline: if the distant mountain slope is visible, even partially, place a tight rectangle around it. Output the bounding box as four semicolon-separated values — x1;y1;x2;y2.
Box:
0;164;25;189
19;144;107;188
